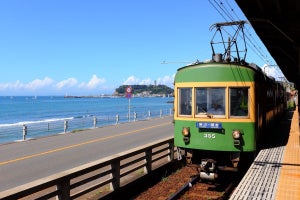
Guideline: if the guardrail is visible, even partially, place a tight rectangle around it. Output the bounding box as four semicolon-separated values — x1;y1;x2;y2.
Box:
0;108;173;144
0;137;175;200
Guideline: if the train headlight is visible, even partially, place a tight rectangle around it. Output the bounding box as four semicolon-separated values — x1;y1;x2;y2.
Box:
182;127;190;136
232;130;241;146
182;127;190;144
232;130;241;139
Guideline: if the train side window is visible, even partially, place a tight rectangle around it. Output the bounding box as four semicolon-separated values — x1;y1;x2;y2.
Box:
230;88;249;117
178;88;192;116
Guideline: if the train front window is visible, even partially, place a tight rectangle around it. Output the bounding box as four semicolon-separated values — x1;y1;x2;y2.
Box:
230;88;249;117
178;88;192;116
196;87;225;117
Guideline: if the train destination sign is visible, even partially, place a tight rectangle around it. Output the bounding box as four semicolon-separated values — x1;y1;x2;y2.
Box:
196;122;222;129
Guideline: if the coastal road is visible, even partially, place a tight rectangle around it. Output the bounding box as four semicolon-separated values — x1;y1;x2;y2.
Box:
0;116;173;192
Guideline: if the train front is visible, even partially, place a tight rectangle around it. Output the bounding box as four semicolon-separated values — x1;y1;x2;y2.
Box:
173;62;257;181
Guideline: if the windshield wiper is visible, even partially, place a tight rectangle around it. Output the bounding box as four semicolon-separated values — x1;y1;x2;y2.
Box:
207;113;213;118
199;107;213;118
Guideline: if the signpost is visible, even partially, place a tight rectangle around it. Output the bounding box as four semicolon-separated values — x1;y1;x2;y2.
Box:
126;86;132;122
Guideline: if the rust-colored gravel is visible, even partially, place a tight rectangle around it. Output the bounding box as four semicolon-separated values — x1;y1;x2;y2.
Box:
134;166;229;200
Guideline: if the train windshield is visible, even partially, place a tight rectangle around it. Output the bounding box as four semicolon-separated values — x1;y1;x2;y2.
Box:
196;87;225;117
230;88;249;117
178;88;192;115
178;87;249;118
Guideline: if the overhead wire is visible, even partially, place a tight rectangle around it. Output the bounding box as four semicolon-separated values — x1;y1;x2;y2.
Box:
224;0;284;79
208;0;285;80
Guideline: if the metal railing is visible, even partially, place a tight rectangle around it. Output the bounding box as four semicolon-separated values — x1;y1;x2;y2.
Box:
0;108;173;143
0;137;175;200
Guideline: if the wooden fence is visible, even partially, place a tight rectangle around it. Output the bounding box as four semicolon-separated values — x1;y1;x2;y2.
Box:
0;137;175;200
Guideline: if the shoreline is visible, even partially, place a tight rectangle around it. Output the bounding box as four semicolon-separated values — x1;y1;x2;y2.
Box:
64;95;174;98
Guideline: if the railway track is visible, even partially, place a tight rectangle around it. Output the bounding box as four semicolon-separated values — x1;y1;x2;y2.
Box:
134;163;245;200
167;174;199;200
168;168;241;200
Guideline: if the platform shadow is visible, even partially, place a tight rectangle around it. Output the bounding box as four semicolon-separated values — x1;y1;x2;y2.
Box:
262;110;294;149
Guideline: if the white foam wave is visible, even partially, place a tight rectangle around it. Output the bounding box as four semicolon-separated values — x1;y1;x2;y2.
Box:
0;117;74;128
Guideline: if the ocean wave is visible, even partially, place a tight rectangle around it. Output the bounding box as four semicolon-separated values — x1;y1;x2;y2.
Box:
74;114;94;119
0;117;74;128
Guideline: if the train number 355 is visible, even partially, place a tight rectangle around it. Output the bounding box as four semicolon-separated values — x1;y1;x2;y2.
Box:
204;133;216;139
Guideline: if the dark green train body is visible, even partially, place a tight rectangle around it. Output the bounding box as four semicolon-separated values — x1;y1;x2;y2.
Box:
175;120;256;152
174;61;287;180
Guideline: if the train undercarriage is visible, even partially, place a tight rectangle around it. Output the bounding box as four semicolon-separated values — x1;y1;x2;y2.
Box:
177;148;252;181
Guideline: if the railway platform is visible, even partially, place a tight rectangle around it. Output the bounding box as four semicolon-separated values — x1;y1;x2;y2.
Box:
230;107;300;200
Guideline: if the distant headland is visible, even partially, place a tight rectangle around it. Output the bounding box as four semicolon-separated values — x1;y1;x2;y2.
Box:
64;84;174;98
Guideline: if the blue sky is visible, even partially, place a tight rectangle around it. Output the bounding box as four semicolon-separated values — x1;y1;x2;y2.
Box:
0;0;283;96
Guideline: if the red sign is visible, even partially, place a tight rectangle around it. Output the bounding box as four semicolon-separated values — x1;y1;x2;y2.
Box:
126;86;132;99
126;86;132;93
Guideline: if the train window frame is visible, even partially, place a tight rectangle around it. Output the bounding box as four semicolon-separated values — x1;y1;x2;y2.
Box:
178;87;192;116
195;87;226;118
229;87;249;118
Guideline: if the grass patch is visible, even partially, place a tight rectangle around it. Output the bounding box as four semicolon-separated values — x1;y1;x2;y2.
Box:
70;129;85;133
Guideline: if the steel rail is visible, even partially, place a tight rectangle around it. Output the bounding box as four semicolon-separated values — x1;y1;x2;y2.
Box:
167;175;200;200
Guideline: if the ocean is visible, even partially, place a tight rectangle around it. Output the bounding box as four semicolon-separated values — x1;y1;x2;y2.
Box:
0;96;173;144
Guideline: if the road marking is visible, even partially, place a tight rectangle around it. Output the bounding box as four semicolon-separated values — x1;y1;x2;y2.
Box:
0;122;171;166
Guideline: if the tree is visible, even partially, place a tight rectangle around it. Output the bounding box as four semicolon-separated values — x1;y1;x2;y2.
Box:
115;84;173;95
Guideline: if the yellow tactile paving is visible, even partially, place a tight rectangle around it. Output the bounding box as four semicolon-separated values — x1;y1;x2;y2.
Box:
276;108;300;200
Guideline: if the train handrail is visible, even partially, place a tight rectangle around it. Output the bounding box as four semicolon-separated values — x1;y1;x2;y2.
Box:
0;137;175;200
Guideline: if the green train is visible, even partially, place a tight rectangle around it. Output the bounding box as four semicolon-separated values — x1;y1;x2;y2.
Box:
173;21;287;180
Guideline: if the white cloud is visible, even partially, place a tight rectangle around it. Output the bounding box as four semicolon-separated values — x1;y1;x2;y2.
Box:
87;75;105;89
0;80;22;90
123;76;139;85
123;76;153;85
0;77;54;91
139;78;152;85
262;64;284;80
79;74;106;89
156;74;175;87
56;78;78;89
123;74;174;88
25;77;54;90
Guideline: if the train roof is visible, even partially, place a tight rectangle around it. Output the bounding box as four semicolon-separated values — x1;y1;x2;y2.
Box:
178;59;262;73
176;58;278;83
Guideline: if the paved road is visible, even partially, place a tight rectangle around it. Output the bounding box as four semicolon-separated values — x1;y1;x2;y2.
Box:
0;116;173;191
